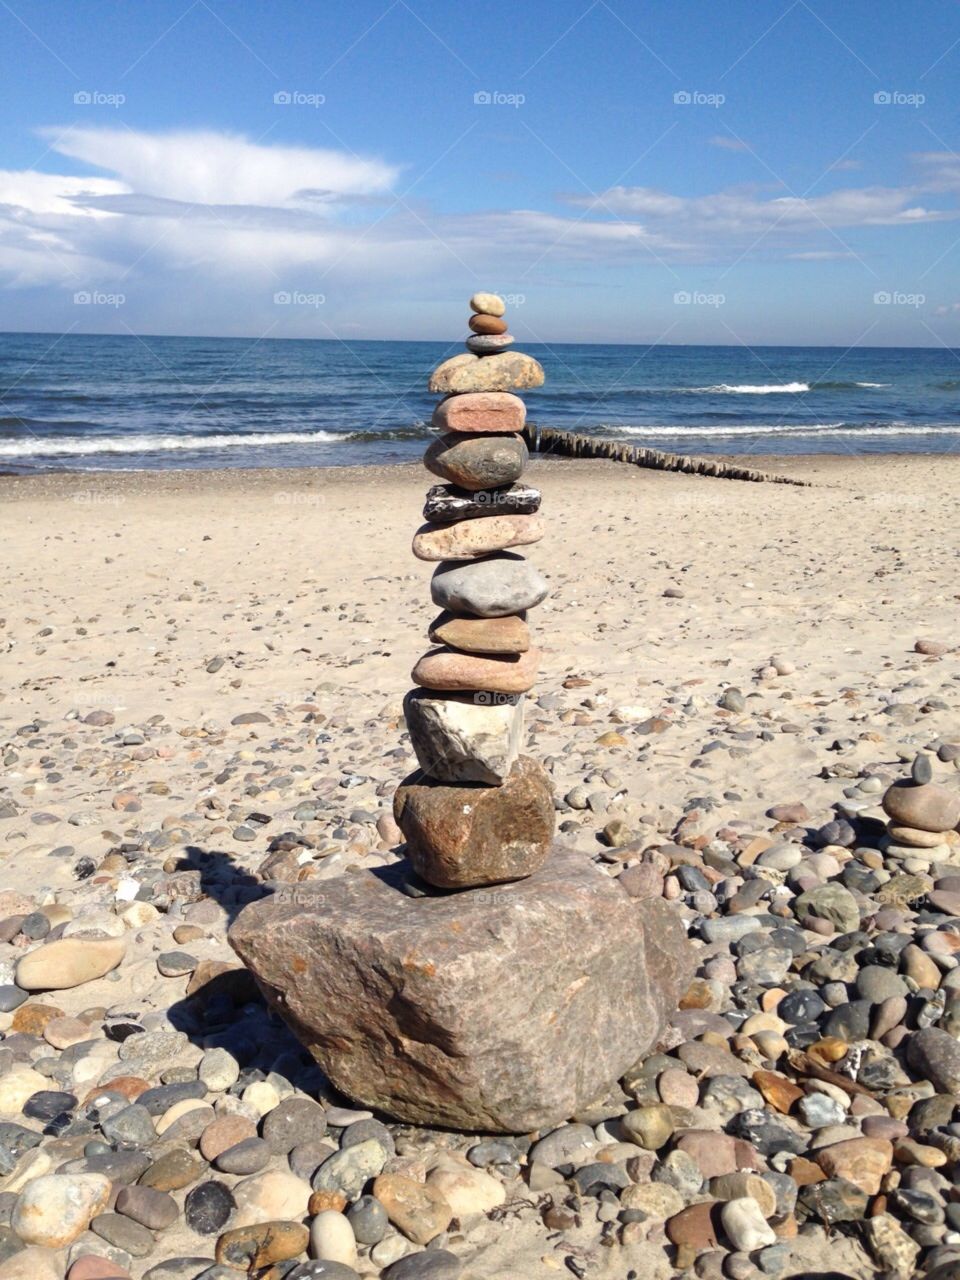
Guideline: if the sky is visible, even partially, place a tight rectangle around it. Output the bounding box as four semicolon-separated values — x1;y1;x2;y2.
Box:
0;0;959;345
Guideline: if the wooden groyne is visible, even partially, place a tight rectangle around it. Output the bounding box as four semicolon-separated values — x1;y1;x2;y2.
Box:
521;425;810;486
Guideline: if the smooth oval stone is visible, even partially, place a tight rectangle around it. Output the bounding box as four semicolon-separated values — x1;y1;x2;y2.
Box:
114;1185;178;1231
428;351;544;394
12;1173;111;1246
393;756;555;889
412;646;540;695
469;292;505;317
431;554;548;618
346;1194;387;1246
413;514;543;562
0;986;28;1013
883;782;960;833
215;1137;272;1175
184;1181;235;1235
424;433;527;492
16;938;125;991
423;482;540;524
432;391;523;435
465;333;514;355
261;1097;327;1155
428;611;529;655
468;314;508;335
90;1211;154;1257
309;1210;357;1267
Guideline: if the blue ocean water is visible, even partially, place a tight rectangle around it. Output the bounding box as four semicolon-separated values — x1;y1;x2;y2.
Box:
1;332;959;471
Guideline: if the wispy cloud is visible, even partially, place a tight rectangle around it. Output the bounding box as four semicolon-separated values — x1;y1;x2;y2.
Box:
0;126;956;328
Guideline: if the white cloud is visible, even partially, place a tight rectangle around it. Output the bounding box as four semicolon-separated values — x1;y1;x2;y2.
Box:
0;125;956;329
42;126;399;206
567;183;952;233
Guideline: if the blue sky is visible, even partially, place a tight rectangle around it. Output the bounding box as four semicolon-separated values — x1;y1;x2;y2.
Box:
1;0;959;344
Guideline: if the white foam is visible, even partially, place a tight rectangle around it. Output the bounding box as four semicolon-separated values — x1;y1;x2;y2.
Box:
0;429;349;458
613;422;960;439
696;382;810;394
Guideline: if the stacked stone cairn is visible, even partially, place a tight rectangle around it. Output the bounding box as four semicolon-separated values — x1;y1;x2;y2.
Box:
395;291;556;890
881;752;960;869
229;294;692;1134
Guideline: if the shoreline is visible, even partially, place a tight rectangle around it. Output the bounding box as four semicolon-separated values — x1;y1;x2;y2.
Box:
0;450;952;497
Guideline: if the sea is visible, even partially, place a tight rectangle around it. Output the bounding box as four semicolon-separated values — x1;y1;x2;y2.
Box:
1;332;959;472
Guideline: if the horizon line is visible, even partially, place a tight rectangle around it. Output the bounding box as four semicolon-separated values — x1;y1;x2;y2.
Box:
0;328;956;353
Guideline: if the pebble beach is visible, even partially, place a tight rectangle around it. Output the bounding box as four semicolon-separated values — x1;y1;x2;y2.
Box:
1;450;960;1280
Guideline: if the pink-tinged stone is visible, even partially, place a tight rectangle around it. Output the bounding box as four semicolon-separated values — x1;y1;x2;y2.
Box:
883;782;960;833
412;514;543;562
412;646;541;695
432;392;525;434
428;351;544;394
676;1131;739;1179
815;1137;893;1194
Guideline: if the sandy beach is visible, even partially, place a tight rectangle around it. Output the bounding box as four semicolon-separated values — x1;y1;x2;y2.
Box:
0;452;958;1279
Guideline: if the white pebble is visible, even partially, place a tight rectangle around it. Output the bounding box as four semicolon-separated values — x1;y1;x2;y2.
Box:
721;1196;776;1251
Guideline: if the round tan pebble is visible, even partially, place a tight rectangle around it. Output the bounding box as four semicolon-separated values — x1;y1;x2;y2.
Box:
173;924;207;944
43;1015;93;1050
468;314;508;335
469;291;505;317
658;1068;699;1108
751;1030;788;1061
200;1114;258;1162
243;1081;281;1117
308;1189;348;1214
812;1037;848;1063
11;1004;64;1035
893;1138;947;1168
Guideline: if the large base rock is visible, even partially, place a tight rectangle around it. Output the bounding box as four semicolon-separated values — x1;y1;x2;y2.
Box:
228;845;693;1133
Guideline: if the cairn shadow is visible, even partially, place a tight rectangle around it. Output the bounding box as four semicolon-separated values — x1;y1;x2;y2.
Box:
162;845;326;1093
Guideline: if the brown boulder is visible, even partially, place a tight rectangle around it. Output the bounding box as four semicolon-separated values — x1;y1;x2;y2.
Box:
428;611;530;655
432;390;523;433
393;755;554;887
228;844;693;1132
